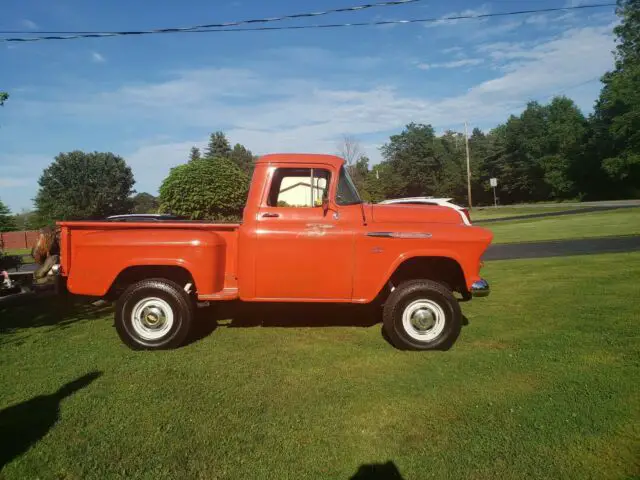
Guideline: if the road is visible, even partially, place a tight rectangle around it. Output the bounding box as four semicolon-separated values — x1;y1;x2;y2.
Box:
484;235;640;261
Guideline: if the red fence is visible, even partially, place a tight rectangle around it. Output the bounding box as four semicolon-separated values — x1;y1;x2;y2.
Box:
1;231;39;251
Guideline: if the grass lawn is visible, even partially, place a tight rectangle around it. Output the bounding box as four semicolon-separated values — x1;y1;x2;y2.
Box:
471;205;587;220
3;249;32;256
1;252;638;479
2;249;34;265
487;207;640;244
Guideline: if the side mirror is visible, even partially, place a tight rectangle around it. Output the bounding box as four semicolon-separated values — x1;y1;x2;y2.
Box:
322;195;330;216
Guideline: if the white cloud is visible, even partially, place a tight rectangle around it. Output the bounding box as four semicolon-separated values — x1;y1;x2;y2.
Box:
441;46;464;55
472;26;614;96
427;5;491;27
525;11;579;27
472;20;522;39
21;19;38;30
424;5;524;41
417;58;484;70
91;52;106;63
12;26;615;200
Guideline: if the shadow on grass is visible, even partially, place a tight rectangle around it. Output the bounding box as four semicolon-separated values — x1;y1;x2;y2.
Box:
186;302;384;346
206;302;382;328
350;461;404;479
0;296;113;337
0;371;102;472
189;303;473;349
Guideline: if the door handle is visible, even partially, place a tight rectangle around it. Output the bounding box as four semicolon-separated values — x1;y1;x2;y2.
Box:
261;213;280;218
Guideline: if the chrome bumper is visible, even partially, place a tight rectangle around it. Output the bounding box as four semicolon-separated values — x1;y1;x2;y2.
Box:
471;279;490;297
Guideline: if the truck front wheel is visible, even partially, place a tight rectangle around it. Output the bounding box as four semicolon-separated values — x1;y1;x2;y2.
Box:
383;279;462;351
115;279;193;350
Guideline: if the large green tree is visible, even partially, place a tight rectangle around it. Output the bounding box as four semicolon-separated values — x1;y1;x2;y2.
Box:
14;210;37;231
229;143;256;175
482;97;587;203
350;155;371;198
35;151;135;223
189;146;201;162
380;123;447;198
0;199;17;232
131;192;159;214
590;0;640;198
438;130;468;202
364;162;407;203
204;131;232;159
542;97;588;198
159;157;248;221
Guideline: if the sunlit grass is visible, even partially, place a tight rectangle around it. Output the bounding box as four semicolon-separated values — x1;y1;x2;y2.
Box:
487;207;640;243
1;253;638;479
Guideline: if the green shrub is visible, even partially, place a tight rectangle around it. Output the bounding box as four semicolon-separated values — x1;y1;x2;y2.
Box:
159;158;249;221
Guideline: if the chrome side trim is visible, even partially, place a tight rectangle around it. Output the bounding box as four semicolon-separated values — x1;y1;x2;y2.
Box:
471;279;490;297
366;232;432;239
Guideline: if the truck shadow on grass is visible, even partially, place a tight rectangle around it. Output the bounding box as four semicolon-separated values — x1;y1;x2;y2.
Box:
187;302;384;346
188;303;470;348
0;371;102;472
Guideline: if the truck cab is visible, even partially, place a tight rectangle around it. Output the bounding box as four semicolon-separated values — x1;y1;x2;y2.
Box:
58;154;492;351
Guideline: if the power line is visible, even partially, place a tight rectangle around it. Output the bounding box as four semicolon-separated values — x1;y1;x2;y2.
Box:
0;0;423;35
0;3;616;43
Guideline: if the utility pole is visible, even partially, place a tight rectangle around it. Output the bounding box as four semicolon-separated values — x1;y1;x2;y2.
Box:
464;121;472;209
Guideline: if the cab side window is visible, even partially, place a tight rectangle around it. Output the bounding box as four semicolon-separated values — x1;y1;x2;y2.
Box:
267;168;331;207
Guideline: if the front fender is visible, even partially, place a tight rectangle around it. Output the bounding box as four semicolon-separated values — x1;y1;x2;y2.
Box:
371;248;469;299
353;224;492;303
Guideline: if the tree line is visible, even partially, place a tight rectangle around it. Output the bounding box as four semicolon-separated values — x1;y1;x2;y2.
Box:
348;0;639;204
0;0;637;230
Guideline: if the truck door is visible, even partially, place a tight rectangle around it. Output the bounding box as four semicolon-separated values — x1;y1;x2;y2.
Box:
253;165;355;300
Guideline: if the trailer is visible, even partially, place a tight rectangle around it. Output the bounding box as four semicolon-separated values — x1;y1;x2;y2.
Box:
0;263;59;307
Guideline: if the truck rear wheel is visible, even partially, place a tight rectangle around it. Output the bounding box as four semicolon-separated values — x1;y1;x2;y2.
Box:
115;279;193;350
383;279;462;351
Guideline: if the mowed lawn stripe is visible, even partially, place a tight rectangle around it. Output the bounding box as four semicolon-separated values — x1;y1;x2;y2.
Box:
486;207;640;244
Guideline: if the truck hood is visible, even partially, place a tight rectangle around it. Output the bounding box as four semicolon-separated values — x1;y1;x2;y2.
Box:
368;203;462;224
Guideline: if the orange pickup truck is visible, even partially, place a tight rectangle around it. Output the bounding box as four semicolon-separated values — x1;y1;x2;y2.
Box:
57;154;492;351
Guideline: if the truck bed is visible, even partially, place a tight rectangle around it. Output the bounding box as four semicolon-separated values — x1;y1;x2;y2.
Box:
58;221;240;299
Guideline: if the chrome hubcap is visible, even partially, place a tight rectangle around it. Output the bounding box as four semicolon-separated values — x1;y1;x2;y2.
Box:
142;306;165;327
131;297;174;341
402;299;446;342
410;308;437;332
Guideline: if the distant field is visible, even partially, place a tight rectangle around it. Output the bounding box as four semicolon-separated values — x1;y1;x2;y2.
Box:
471;206;587;220
2;249;34;265
0;252;637;479
486;207;640;244
3;249;31;256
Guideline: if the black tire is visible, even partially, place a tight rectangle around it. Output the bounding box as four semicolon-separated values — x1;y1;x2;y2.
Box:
383;279;462;351
115;278;193;350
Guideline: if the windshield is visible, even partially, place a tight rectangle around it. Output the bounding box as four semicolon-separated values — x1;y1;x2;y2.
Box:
336;166;362;206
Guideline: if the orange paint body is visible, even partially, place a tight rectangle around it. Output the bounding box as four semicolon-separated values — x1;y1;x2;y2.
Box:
58;154;492;303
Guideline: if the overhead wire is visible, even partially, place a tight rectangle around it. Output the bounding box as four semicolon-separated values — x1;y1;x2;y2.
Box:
0;0;423;36
0;3;617;43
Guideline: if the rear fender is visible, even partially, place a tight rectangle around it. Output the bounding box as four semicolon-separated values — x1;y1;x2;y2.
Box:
65;229;226;297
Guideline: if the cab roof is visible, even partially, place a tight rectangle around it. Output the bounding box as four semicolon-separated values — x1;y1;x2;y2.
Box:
256;153;345;169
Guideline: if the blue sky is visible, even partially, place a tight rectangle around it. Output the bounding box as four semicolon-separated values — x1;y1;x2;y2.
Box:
0;0;618;213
